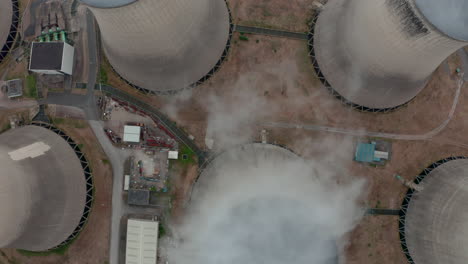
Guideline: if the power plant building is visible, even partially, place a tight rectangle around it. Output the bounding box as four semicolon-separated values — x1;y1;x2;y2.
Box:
0;125;91;251
312;0;468;110
401;158;468;264
0;0;19;64
29;42;75;75
80;0;231;94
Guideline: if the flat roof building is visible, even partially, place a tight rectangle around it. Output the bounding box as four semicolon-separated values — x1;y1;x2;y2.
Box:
128;189;150;206
126;219;159;264
123;125;141;143
355;141;391;165
29;42;74;75
168;151;178;160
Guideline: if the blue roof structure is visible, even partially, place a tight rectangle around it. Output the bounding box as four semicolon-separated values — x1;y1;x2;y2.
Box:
355;142;378;162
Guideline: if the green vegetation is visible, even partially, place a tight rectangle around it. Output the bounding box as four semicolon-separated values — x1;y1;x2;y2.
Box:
77;143;84;150
99;65;108;84
239;35;249;41
1;123;11;133
158;223;166;238
178;145;196;165
52;117;86;128
256;39;260;43
17;238;75;257
102;158;109;164
25;74;38;98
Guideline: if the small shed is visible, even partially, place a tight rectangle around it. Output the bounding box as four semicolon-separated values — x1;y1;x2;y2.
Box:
123;125;141;143
168;151;178;160
5;79;23;99
355;141;390;165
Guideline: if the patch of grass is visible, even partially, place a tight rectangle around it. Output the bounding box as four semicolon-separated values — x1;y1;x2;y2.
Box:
158;223;166;238
25;74;38;98
99;65;108;84
102;158;109;164
17;238;75;257
77;143;84;150
239;35;249;41
1;123;11;133
177;145;196;165
52;117;86;128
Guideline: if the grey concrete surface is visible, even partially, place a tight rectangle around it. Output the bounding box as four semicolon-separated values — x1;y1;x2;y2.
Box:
405;159;468;264
314;0;468;109
80;0;137;9
0;0;13;52
0;125;86;251
88;0;230;92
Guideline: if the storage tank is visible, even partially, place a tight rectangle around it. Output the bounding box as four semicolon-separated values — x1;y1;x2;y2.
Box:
312;0;468;110
0;0;19;64
81;0;231;94
400;158;468;264
0;125;91;251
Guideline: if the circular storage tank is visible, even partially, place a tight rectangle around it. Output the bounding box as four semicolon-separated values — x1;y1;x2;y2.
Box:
82;0;231;93
0;125;87;251
403;159;468;264
180;143;338;264
313;0;468;110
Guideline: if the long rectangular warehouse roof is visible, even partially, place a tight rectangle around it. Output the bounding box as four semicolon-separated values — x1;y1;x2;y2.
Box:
126;219;159;264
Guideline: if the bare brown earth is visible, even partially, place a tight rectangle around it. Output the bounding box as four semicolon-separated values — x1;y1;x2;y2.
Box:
230;0;317;32
169;162;199;224
0;118;112;264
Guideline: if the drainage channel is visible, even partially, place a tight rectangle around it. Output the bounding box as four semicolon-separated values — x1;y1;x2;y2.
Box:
234;25;308;40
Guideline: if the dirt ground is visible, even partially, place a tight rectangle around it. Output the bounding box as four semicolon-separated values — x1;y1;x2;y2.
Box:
230;0;317;32
169;162;199;224
0;117;113;264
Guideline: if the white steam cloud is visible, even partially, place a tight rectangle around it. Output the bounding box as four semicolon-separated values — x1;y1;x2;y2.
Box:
162;144;365;264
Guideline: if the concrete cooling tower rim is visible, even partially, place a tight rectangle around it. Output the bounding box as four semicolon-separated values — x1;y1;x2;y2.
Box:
190;143;339;264
79;0;137;8
414;0;468;41
398;156;468;264
100;0;234;96
0;0;19;64
307;10;410;113
29;122;94;251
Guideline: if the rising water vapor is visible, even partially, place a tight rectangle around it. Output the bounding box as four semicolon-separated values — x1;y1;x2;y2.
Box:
162;144;365;264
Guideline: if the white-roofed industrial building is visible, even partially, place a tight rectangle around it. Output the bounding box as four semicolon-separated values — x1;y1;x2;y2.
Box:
29;42;74;75
123;125;141;143
126;219;159;264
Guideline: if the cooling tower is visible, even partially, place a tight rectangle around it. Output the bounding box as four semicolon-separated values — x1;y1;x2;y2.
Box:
400;158;468;264
312;0;468;110
81;0;231;94
181;143;338;264
0;0;19;64
0;125;91;251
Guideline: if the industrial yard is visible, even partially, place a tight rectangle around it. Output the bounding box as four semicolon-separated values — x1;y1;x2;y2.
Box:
0;0;468;264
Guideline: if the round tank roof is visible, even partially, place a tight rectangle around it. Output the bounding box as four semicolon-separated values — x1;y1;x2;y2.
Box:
415;0;468;41
405;159;468;263
79;0;137;8
178;144;339;264
0;125;87;251
0;1;13;51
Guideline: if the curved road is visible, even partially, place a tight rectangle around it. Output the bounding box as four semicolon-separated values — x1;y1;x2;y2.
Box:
264;74;464;141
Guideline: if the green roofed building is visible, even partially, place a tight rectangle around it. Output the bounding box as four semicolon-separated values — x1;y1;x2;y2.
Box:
355;141;391;165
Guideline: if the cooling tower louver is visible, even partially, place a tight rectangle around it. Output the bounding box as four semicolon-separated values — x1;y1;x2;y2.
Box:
311;0;468;111
0;0;19;64
81;0;232;94
0;124;93;251
399;157;468;264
